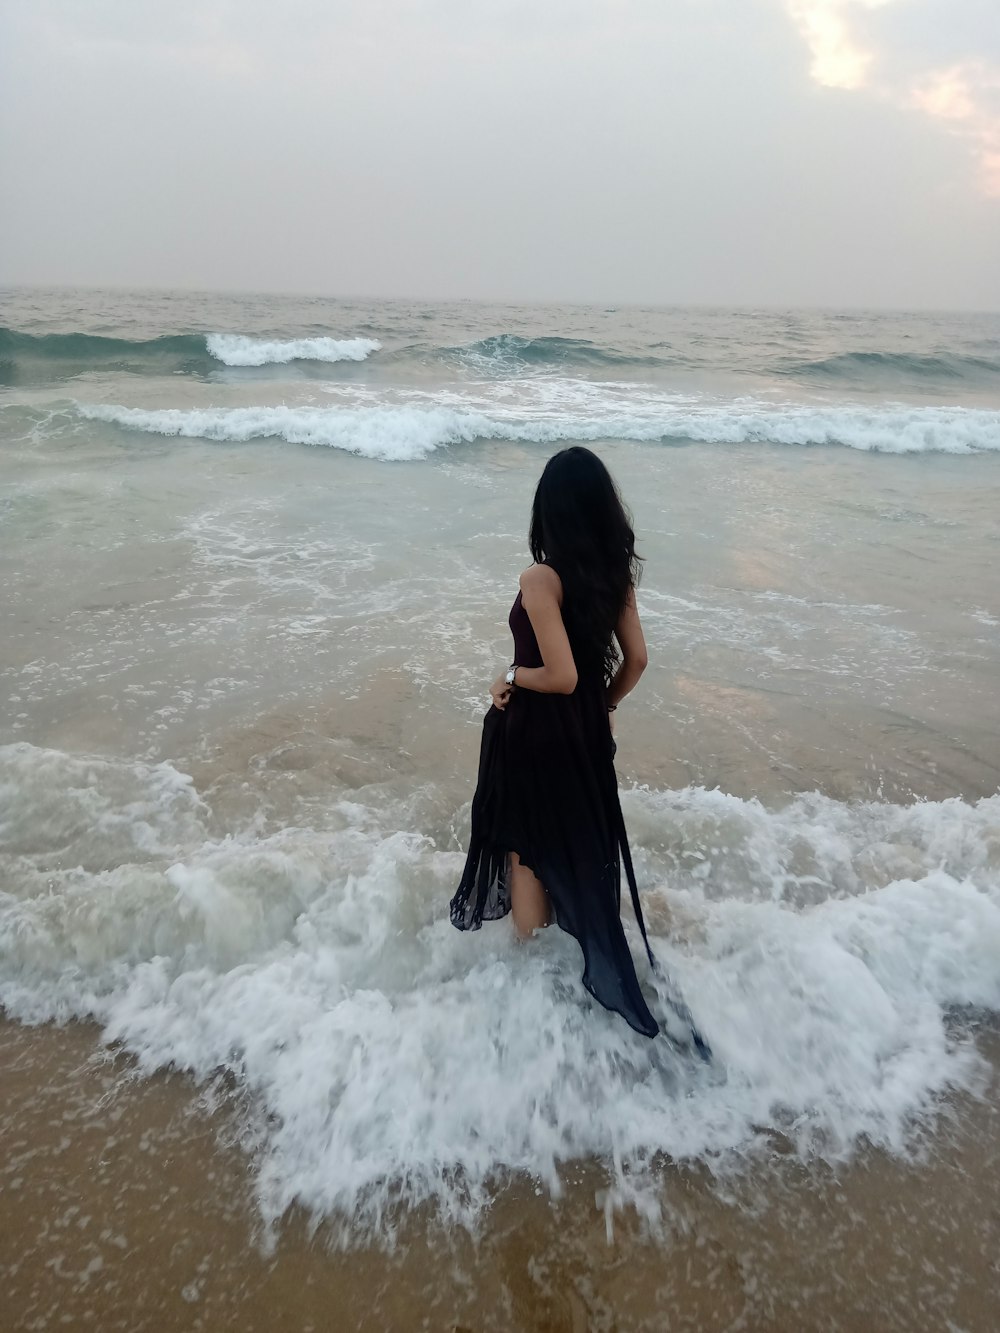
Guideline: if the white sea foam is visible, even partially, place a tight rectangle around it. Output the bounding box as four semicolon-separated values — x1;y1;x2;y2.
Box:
2;742;998;1238
78;403;477;460
76;391;1000;459
205;334;381;367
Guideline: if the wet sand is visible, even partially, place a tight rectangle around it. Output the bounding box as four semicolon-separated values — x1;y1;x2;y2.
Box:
3;1015;998;1332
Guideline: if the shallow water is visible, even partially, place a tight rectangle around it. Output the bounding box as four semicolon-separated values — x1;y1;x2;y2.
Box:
1;289;999;1322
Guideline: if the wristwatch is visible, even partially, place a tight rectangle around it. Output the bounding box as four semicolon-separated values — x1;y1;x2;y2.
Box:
504;664;518;686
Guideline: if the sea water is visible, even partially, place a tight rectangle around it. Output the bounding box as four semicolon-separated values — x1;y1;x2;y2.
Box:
1;287;999;1239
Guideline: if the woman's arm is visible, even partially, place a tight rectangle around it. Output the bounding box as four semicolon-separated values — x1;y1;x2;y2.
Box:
490;565;577;707
605;584;648;710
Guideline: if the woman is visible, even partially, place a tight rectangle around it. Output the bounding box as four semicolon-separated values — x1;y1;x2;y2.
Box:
449;445;660;1039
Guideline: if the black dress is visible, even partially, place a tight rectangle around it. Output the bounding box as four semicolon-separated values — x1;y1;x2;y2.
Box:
449;567;660;1039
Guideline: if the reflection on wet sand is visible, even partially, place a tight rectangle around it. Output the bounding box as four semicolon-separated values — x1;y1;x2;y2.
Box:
3;1018;998;1332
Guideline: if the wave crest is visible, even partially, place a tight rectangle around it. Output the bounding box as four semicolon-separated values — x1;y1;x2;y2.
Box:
75;398;1000;461
450;333;663;371
0;327;210;383
786;350;1000;385
205;334;381;367
0;326;381;382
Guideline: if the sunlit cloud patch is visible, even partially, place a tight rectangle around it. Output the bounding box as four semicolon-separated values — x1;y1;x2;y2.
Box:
784;0;1000;196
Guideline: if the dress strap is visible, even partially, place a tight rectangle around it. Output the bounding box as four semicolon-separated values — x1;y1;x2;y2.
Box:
614;801;656;967
616;800;712;1059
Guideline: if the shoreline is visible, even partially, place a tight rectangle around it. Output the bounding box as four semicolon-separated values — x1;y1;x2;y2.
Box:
3;1015;999;1331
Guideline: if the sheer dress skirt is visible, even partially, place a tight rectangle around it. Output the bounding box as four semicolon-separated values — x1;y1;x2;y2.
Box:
449;677;659;1039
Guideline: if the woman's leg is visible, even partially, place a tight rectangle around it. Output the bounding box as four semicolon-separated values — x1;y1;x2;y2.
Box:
510;851;551;938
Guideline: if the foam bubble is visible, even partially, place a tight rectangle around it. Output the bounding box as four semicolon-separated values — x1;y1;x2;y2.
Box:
2;743;998;1237
205;334;381;367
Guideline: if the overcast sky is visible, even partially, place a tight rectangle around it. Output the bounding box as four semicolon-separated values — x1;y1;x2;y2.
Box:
2;0;998;308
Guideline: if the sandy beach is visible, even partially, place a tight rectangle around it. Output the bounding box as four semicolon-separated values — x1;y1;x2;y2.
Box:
4;1015;999;1331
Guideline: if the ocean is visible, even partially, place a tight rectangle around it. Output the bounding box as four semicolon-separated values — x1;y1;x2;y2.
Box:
2;286;1000;1330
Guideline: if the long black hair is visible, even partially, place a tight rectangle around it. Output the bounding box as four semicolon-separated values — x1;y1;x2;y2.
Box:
528;446;643;683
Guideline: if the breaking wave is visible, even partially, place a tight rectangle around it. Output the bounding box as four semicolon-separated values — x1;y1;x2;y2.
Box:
0;327;380;382
1;741;997;1238
205;334;381;366
75;396;1000;461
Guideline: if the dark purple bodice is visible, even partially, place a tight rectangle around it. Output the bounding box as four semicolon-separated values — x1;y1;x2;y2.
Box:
508;591;543;668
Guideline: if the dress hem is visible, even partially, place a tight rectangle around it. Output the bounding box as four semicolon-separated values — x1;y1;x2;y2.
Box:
450;838;660;1040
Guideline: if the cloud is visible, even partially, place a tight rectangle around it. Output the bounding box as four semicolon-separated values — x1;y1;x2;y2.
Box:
909;62;1000;196
785;0;895;91
784;0;1000;196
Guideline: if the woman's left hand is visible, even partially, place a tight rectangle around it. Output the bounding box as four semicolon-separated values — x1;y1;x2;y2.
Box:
490;673;513;710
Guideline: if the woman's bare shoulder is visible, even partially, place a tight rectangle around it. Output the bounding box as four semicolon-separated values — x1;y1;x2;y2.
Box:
519;562;562;597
